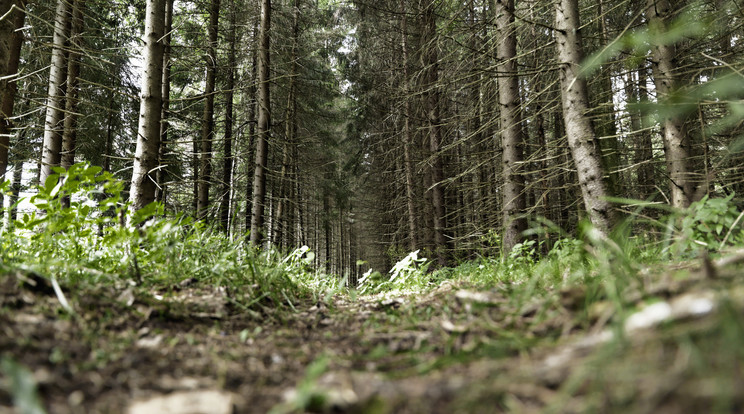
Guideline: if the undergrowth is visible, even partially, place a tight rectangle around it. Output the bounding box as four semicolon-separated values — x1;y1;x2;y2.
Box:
1;163;742;312
0;163;305;310
353;193;743;313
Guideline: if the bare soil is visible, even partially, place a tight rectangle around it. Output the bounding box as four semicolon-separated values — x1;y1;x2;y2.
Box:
1;261;744;413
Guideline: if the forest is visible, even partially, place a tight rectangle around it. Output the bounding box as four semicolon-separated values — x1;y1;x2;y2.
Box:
1;0;744;412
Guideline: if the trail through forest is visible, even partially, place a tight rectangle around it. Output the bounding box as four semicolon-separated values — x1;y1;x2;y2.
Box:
2;252;744;413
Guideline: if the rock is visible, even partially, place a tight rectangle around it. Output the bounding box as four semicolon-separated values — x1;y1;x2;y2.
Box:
126;390;235;414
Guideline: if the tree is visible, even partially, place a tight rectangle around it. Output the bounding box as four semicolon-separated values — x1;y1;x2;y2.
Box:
272;0;300;248
61;0;84;171
0;0;26;185
554;0;615;234
400;0;418;252
197;0;220;220
250;0;271;246
40;0;72;184
646;0;694;208
219;0;237;233
420;0;448;266
130;0;166;212
494;0;527;253
155;0;174;204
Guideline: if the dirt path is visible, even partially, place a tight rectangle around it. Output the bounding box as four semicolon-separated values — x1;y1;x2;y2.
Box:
2;263;744;413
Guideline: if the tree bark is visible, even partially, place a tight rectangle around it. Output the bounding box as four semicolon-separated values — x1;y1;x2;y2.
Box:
61;0;84;171
627;66;654;200
250;0;271;246
593;0;621;198
555;0;615;234
197;0;220;220
129;0;166;212
155;0;173;204
420;1;448;266
273;0;299;248
646;0;694;208
40;0;72;184
400;0;418;252
220;0;236;233
0;0;25;184
244;19;258;235
9;158;20;221
494;0;527;254
0;0;15;79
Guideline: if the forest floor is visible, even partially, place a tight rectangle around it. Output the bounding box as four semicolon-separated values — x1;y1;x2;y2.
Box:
2;253;744;414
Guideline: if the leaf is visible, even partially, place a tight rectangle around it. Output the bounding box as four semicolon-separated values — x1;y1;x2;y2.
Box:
0;357;47;414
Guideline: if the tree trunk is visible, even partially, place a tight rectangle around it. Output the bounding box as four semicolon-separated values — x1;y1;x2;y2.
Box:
220;0;236;233
627;67;654;200
646;0;694;208
594;0;620;198
0;0;15;80
323;191;331;273
555;0;615;234
400;0;418;252
244;20;258;235
9;158;21;222
250;0;271;246
129;0;166;212
61;0;84;171
0;0;25;184
273;0;299;248
197;0;220;220
420;1;448;266
494;0;527;254
155;0;173;204
40;0;72;184
103;90;115;173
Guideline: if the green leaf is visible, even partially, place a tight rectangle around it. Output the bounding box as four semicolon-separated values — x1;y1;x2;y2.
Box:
42;175;59;195
0;357;47;414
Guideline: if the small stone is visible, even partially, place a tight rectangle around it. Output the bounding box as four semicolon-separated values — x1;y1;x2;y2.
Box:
126;390;235;414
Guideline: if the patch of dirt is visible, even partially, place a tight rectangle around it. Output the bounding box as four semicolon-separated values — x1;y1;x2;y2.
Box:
2;255;744;413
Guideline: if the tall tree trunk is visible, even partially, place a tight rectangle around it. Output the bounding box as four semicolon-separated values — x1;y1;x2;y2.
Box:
244;20;258;235
421;1;448;266
220;0;236;233
0;0;16;86
555;0;615;234
323;191;331;273
400;0;418;252
627;67;654;200
9;158;21;222
61;0;84;171
40;0;72;184
0;0;25;185
129;0;166;212
273;0;299;248
103;89;115;172
197;0;220;220
295;151;305;245
594;0;620;197
494;0;527;254
646;0;694;208
250;0;271;246
155;0;173;204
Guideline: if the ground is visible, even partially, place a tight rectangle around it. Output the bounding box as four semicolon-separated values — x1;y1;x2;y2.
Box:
2;254;744;413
